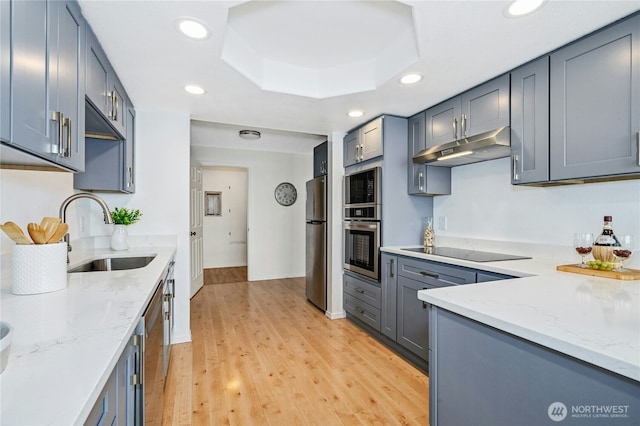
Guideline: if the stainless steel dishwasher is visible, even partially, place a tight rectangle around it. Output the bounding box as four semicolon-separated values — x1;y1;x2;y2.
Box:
135;282;165;425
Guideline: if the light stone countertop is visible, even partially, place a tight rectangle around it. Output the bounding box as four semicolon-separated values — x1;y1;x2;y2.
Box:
381;246;640;382
0;241;177;425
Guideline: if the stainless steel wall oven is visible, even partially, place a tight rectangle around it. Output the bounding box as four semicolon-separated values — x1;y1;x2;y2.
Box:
343;167;381;281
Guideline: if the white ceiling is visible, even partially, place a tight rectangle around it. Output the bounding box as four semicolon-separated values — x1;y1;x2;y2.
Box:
78;0;640;148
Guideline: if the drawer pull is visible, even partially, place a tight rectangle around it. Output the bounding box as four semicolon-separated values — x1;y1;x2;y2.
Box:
355;306;365;314
355;287;365;294
419;271;438;279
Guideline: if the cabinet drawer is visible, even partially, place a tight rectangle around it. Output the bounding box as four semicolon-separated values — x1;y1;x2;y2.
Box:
344;273;381;309
398;257;475;287
85;367;117;426
344;293;381;331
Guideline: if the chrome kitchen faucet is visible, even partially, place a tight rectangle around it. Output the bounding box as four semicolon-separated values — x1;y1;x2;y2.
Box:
59;193;114;261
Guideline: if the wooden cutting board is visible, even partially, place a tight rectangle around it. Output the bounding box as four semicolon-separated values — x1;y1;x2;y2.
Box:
556;264;640;280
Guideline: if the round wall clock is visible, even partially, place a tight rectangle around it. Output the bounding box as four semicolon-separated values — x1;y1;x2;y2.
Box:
274;182;297;206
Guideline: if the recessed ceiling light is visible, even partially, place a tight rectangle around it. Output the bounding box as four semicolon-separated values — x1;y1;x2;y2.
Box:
239;130;261;140
348;110;364;118
508;0;545;16
400;73;423;85
175;18;210;40
184;85;206;95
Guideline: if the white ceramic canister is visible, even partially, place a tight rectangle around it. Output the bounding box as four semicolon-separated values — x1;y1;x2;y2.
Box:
11;242;68;295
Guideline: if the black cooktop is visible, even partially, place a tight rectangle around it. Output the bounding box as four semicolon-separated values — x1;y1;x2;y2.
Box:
401;247;531;262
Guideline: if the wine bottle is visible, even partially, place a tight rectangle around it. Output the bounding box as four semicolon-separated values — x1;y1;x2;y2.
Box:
592;215;621;262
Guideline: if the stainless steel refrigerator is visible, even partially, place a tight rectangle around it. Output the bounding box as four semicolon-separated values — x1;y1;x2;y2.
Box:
305;176;326;310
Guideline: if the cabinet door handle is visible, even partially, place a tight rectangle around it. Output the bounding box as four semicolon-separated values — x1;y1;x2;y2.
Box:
512;154;519;181
63;117;72;158
418;171;424;191
419;271;438;279
461;114;467;138
109;91;118;121
390;258;395;278
52;111;64;155
128;166;133;187
452;117;458;139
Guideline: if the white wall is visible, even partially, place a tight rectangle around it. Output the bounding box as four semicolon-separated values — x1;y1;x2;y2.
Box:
94;110;192;343
202;167;248;268
0;170;76;254
434;157;640;267
191;145;312;281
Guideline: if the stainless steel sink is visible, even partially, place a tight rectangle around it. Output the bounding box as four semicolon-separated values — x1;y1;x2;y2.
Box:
68;255;156;273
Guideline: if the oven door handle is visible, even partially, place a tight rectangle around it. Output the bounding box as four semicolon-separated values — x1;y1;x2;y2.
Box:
344;221;379;231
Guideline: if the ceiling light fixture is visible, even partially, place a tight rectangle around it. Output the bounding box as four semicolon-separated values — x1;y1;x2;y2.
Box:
175;18;211;40
239;130;261;140
184;85;206;95
400;73;423;85
508;0;545;16
348;110;364;118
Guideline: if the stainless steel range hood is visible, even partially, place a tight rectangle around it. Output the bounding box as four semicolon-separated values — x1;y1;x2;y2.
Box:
413;126;511;167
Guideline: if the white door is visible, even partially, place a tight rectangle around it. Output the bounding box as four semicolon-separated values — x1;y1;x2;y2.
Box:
190;163;203;297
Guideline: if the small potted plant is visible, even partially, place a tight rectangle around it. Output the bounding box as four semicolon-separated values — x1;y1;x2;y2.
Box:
110;207;142;250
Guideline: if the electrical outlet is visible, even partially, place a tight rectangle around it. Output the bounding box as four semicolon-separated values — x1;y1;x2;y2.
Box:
438;216;447;231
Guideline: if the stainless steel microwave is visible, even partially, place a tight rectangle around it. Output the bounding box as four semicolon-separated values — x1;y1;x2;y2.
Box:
343;166;381;220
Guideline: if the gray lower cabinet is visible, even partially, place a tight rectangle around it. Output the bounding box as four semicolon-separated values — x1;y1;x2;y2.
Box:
8;0;85;171
85;334;138;426
397;275;431;360
343;116;384;166
380;253;397;340
510;56;550;185
0;0;9;143
428;306;640;426
550;14;640;181
343;273;381;331
408;112;451;196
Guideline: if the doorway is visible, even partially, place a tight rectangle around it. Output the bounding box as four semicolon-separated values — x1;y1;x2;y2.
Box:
202;166;248;284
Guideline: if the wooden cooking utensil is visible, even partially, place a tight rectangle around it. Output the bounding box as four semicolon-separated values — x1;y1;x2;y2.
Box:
46;223;69;244
27;223;48;244
40;217;61;242
0;222;32;245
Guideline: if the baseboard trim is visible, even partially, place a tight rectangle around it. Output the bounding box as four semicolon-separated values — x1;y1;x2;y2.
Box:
325;310;347;320
171;331;192;345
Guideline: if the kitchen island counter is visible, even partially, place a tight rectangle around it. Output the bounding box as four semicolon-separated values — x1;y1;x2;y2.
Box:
382;246;640;382
0;241;177;425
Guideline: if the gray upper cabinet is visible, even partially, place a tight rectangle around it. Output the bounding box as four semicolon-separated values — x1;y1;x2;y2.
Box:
85;25;126;138
343;116;383;167
0;0;9;143
124;103;136;192
460;74;510;138
408;112;451;196
550;14;640;181
424;74;509;149
510;56;550;185
313;141;328;177
9;0;85;171
425;97;461;149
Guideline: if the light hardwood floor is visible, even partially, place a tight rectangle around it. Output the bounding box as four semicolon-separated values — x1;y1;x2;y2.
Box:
162;278;429;425
203;267;248;285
